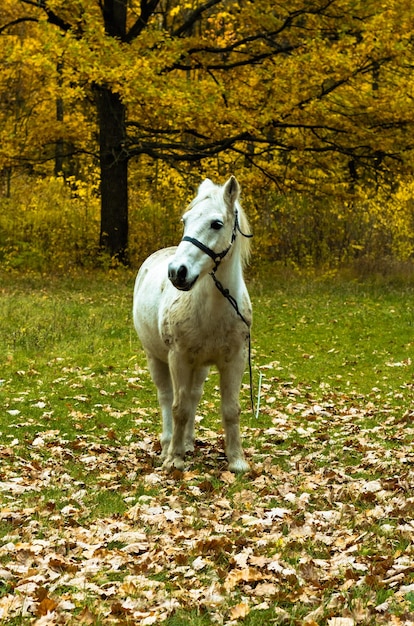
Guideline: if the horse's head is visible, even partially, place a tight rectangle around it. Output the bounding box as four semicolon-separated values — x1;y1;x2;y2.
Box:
168;176;245;291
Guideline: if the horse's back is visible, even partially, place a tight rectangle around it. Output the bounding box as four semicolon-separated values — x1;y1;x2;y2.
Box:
133;247;177;362
136;247;176;280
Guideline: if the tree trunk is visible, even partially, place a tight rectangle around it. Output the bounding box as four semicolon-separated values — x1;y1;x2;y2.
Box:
55;62;76;179
95;86;129;263
96;0;129;263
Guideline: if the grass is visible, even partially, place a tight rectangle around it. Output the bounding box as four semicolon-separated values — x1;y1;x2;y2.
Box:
3;269;412;427
252;276;413;398
0;267;414;624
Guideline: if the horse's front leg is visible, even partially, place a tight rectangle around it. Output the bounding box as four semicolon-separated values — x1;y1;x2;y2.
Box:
163;351;195;470
183;364;209;455
219;354;250;473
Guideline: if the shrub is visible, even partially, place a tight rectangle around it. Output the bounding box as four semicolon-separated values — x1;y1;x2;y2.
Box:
0;175;100;271
1;170;413;273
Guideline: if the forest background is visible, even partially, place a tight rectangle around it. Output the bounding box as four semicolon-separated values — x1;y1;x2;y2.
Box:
1;0;414;273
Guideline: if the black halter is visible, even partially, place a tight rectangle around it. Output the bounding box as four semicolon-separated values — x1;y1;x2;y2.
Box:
180;210;255;412
182;210;251;273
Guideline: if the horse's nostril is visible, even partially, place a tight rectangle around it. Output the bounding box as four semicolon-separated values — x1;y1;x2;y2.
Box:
168;263;188;286
177;265;187;282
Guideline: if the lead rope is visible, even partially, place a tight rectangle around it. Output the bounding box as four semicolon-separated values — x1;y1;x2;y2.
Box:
181;210;257;414
210;272;255;415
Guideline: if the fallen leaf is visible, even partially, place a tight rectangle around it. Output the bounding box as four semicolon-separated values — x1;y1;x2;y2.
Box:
77;606;97;624
224;568;265;591
229;601;250;619
220;470;236;484
36;597;58;616
254;582;279;596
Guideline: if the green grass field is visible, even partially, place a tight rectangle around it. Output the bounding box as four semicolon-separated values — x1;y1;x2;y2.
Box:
0;269;413;624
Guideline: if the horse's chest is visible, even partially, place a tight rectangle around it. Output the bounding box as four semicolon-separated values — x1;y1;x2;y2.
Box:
161;306;246;365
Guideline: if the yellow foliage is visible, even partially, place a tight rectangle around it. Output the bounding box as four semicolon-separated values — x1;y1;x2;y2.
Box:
0;175;100;271
361;181;414;261
1;167;414;271
1;0;414;270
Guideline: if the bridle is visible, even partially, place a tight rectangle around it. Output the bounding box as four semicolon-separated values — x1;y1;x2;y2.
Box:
181;210;252;312
182;210;248;273
181;210;255;412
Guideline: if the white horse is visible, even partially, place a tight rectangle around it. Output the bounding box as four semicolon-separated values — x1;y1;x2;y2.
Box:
133;176;252;472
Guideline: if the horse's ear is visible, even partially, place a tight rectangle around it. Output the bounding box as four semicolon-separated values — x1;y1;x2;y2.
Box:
223;175;240;207
198;178;215;194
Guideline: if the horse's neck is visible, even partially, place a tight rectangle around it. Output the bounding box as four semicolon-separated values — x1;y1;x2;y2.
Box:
200;251;244;303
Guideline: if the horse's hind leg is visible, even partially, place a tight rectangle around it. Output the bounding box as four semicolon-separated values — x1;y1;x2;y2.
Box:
219;356;250;473
146;354;173;459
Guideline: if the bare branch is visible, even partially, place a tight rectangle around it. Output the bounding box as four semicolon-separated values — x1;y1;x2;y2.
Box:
125;0;160;42
20;0;71;32
172;0;223;37
0;16;38;35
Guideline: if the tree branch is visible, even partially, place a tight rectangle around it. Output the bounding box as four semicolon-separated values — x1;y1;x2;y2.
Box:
125;0;160;43
126;132;255;162
20;0;71;32
172;0;222;37
0;17;38;35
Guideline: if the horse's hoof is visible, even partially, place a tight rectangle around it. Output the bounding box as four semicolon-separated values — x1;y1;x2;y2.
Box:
228;458;249;474
162;456;185;472
160;440;171;460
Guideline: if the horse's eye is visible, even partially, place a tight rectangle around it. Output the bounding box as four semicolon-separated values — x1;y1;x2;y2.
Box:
211;220;224;230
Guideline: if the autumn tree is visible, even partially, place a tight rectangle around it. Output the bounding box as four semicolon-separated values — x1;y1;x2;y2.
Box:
1;0;413;262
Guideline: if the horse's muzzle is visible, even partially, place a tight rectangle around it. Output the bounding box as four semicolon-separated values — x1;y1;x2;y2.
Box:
168;263;198;291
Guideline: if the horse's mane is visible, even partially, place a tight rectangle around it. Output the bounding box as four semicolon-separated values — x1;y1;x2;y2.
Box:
236;199;252;270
